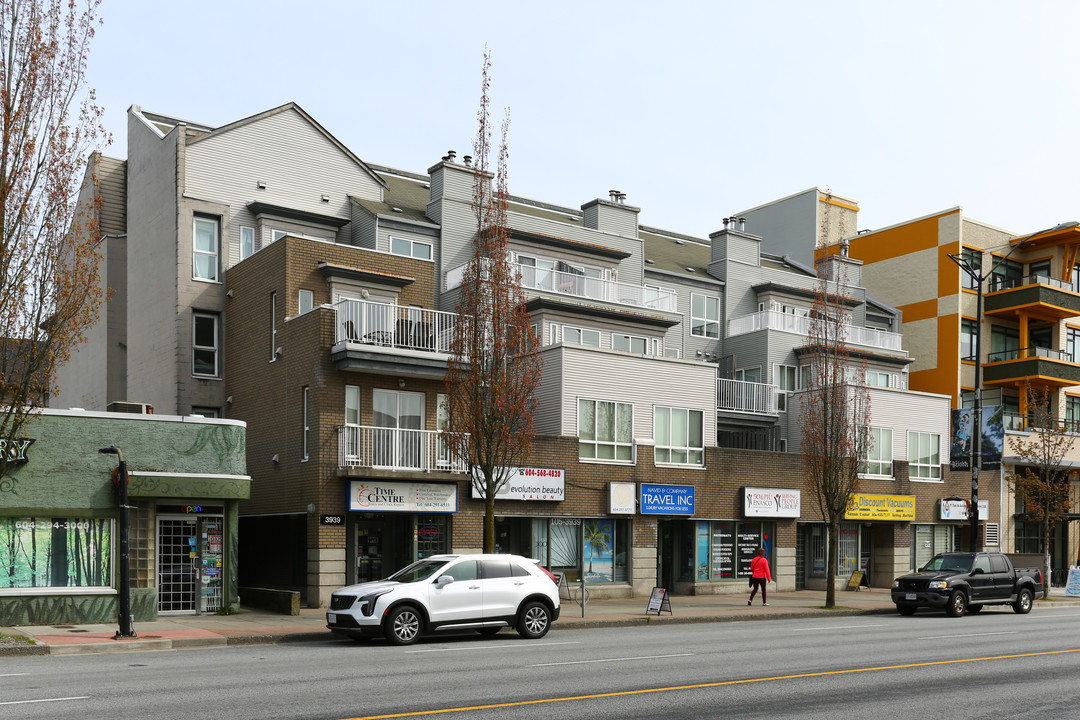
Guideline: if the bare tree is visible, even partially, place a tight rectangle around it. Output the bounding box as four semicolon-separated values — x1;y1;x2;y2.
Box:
0;0;108;478
800;197;871;609
1007;387;1076;597
444;50;542;552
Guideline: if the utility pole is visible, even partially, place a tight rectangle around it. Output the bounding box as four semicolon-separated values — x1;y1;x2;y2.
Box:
100;445;137;638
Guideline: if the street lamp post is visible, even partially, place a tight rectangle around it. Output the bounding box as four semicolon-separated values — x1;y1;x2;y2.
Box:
99;444;137;638
948;221;1079;552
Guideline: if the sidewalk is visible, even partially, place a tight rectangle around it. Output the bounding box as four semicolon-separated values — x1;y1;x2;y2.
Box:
2;588;1075;657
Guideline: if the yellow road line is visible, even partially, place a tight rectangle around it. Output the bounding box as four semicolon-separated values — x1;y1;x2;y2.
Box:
339;648;1080;719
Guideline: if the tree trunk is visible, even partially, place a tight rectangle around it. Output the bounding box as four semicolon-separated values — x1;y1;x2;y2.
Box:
825;522;838;608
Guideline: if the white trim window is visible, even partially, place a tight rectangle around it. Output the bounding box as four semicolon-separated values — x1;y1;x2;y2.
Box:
302;386;310;461
774;364;797;412
691;293;720;338
578;398;634;462
345;385;360;426
192;311;220;378
860;427;893;477
613;333;650;354
270;292;278;361
908;431;941;480
298;289;314;315
193;217;220;282
735;366;762;383
563;325;600;347
865;370;893;388
654;407;704;466
390;235;433;260
240;225;255;260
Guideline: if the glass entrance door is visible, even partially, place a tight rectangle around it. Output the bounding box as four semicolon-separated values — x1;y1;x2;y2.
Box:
157;513;224;614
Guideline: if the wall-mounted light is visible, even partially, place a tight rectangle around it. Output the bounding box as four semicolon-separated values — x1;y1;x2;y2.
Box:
272;454;280;464
274;347;283;357
226;396;233;405
226;289;233;298
321;194;330;202
257;180;267;189
398;378;406;388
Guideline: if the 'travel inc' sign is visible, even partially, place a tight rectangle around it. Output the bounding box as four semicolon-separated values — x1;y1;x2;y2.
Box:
640;483;695;515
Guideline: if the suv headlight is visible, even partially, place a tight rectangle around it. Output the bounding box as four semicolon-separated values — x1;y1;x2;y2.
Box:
928;580;948;589
359;589;392;616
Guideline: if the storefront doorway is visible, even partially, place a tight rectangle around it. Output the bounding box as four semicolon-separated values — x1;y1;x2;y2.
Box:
157;505;224;614
353;514;450;584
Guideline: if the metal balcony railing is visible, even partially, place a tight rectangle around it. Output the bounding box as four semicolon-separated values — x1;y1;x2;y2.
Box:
337;425;468;472
717;378;780;415
727;310;904;352
335;299;459;352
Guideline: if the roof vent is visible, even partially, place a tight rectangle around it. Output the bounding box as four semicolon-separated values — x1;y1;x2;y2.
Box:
675;239;685;245
685;267;696;273
645;259;654;264
391;207;403;213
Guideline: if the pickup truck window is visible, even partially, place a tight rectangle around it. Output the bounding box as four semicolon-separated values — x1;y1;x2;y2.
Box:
922;554;974;573
990;555;1008;573
973;556;991;573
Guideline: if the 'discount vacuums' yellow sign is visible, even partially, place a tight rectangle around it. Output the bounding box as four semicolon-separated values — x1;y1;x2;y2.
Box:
845;493;916;521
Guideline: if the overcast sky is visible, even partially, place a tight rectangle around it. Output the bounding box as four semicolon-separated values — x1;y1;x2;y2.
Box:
88;0;1080;240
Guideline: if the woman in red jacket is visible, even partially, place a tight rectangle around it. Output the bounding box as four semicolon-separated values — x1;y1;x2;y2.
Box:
748;547;772;606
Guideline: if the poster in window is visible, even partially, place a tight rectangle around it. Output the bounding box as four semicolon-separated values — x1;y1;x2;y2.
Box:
582;519;614;583
737;523;762;577
711;522;734;579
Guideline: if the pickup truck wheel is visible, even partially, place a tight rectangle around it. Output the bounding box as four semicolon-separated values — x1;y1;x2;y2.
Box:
1013;588;1033;614
945;590;967;617
966;604;983;614
896;603;916;616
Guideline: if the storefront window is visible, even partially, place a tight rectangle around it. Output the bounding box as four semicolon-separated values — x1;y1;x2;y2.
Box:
912;524;958;569
0;517;112;589
690;520;775;581
494;516;629;584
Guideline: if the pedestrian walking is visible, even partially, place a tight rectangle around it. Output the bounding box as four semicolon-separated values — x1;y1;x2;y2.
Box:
748;547;772;606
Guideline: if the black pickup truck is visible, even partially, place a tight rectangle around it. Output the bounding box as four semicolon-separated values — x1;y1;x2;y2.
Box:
892;552;1043;617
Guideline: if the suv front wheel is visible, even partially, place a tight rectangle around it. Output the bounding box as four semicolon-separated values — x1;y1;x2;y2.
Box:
384;605;423;645
516;601;551;639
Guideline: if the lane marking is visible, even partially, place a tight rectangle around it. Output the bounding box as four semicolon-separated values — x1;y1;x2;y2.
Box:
0;697;90;706
920;631;1017;640
529;653;693;667
407;641;579;654
337;647;1080;720
0;673;27;677
791;624;889;631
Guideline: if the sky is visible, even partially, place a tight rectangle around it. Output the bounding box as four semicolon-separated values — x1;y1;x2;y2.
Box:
86;0;1080;240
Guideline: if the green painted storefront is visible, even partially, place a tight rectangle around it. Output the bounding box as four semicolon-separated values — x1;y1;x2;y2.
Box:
0;409;250;626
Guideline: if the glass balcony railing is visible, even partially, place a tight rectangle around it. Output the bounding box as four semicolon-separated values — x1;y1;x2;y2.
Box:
727;311;903;352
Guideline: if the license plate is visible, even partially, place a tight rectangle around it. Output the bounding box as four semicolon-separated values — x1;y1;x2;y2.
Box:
327;613;337;624
905;593;916;601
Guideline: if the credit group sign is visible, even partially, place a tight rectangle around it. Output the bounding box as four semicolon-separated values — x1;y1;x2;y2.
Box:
640;483;695;515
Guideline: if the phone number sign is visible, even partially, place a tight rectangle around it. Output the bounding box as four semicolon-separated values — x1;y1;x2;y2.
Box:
470;467;565;501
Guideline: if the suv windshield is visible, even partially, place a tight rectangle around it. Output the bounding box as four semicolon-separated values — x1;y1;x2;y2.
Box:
387;559;452;583
921;554;974;573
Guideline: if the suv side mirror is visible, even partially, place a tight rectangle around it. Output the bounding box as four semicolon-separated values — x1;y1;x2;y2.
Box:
436;575;454;585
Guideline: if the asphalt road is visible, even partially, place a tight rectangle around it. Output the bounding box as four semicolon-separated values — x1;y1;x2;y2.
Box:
4;605;1080;720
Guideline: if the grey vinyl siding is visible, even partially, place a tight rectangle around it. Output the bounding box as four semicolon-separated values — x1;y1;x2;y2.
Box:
556;345;716;445
350;204;377;249
97;155;127;236
185;108;381;271
787;387;949;460
509;211;646;286
125;113;183;414
533;346;564;435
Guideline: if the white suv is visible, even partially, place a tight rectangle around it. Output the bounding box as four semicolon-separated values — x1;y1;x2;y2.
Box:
326;554;561;645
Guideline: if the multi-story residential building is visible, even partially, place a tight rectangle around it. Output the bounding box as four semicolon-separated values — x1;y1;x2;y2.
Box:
816;205;1080;583
53;103;974;611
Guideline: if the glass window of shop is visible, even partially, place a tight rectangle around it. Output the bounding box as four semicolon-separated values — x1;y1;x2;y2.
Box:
494;516;629;584
804;522;861;578
683;520;775;581
0;517;112;589
911;524;958;570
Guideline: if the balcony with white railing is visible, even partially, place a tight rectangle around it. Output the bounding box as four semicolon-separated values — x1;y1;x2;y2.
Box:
717;378;780;416
445;261;678;312
727;310;904;352
335;299;459;352
337;425;468;473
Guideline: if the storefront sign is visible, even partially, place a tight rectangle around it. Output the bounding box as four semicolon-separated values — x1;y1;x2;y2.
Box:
0;437;33;464
639;483;695;515
469;467;565;501
939;499;989;521
349;480;457;513
609;482;636;514
845;493;916;521
743;487;801;518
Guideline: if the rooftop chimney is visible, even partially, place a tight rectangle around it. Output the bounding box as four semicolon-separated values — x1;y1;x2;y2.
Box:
446;150;457;163
463;155;472;167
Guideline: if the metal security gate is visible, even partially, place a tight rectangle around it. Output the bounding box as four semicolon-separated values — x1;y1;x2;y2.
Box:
157;511;225;614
